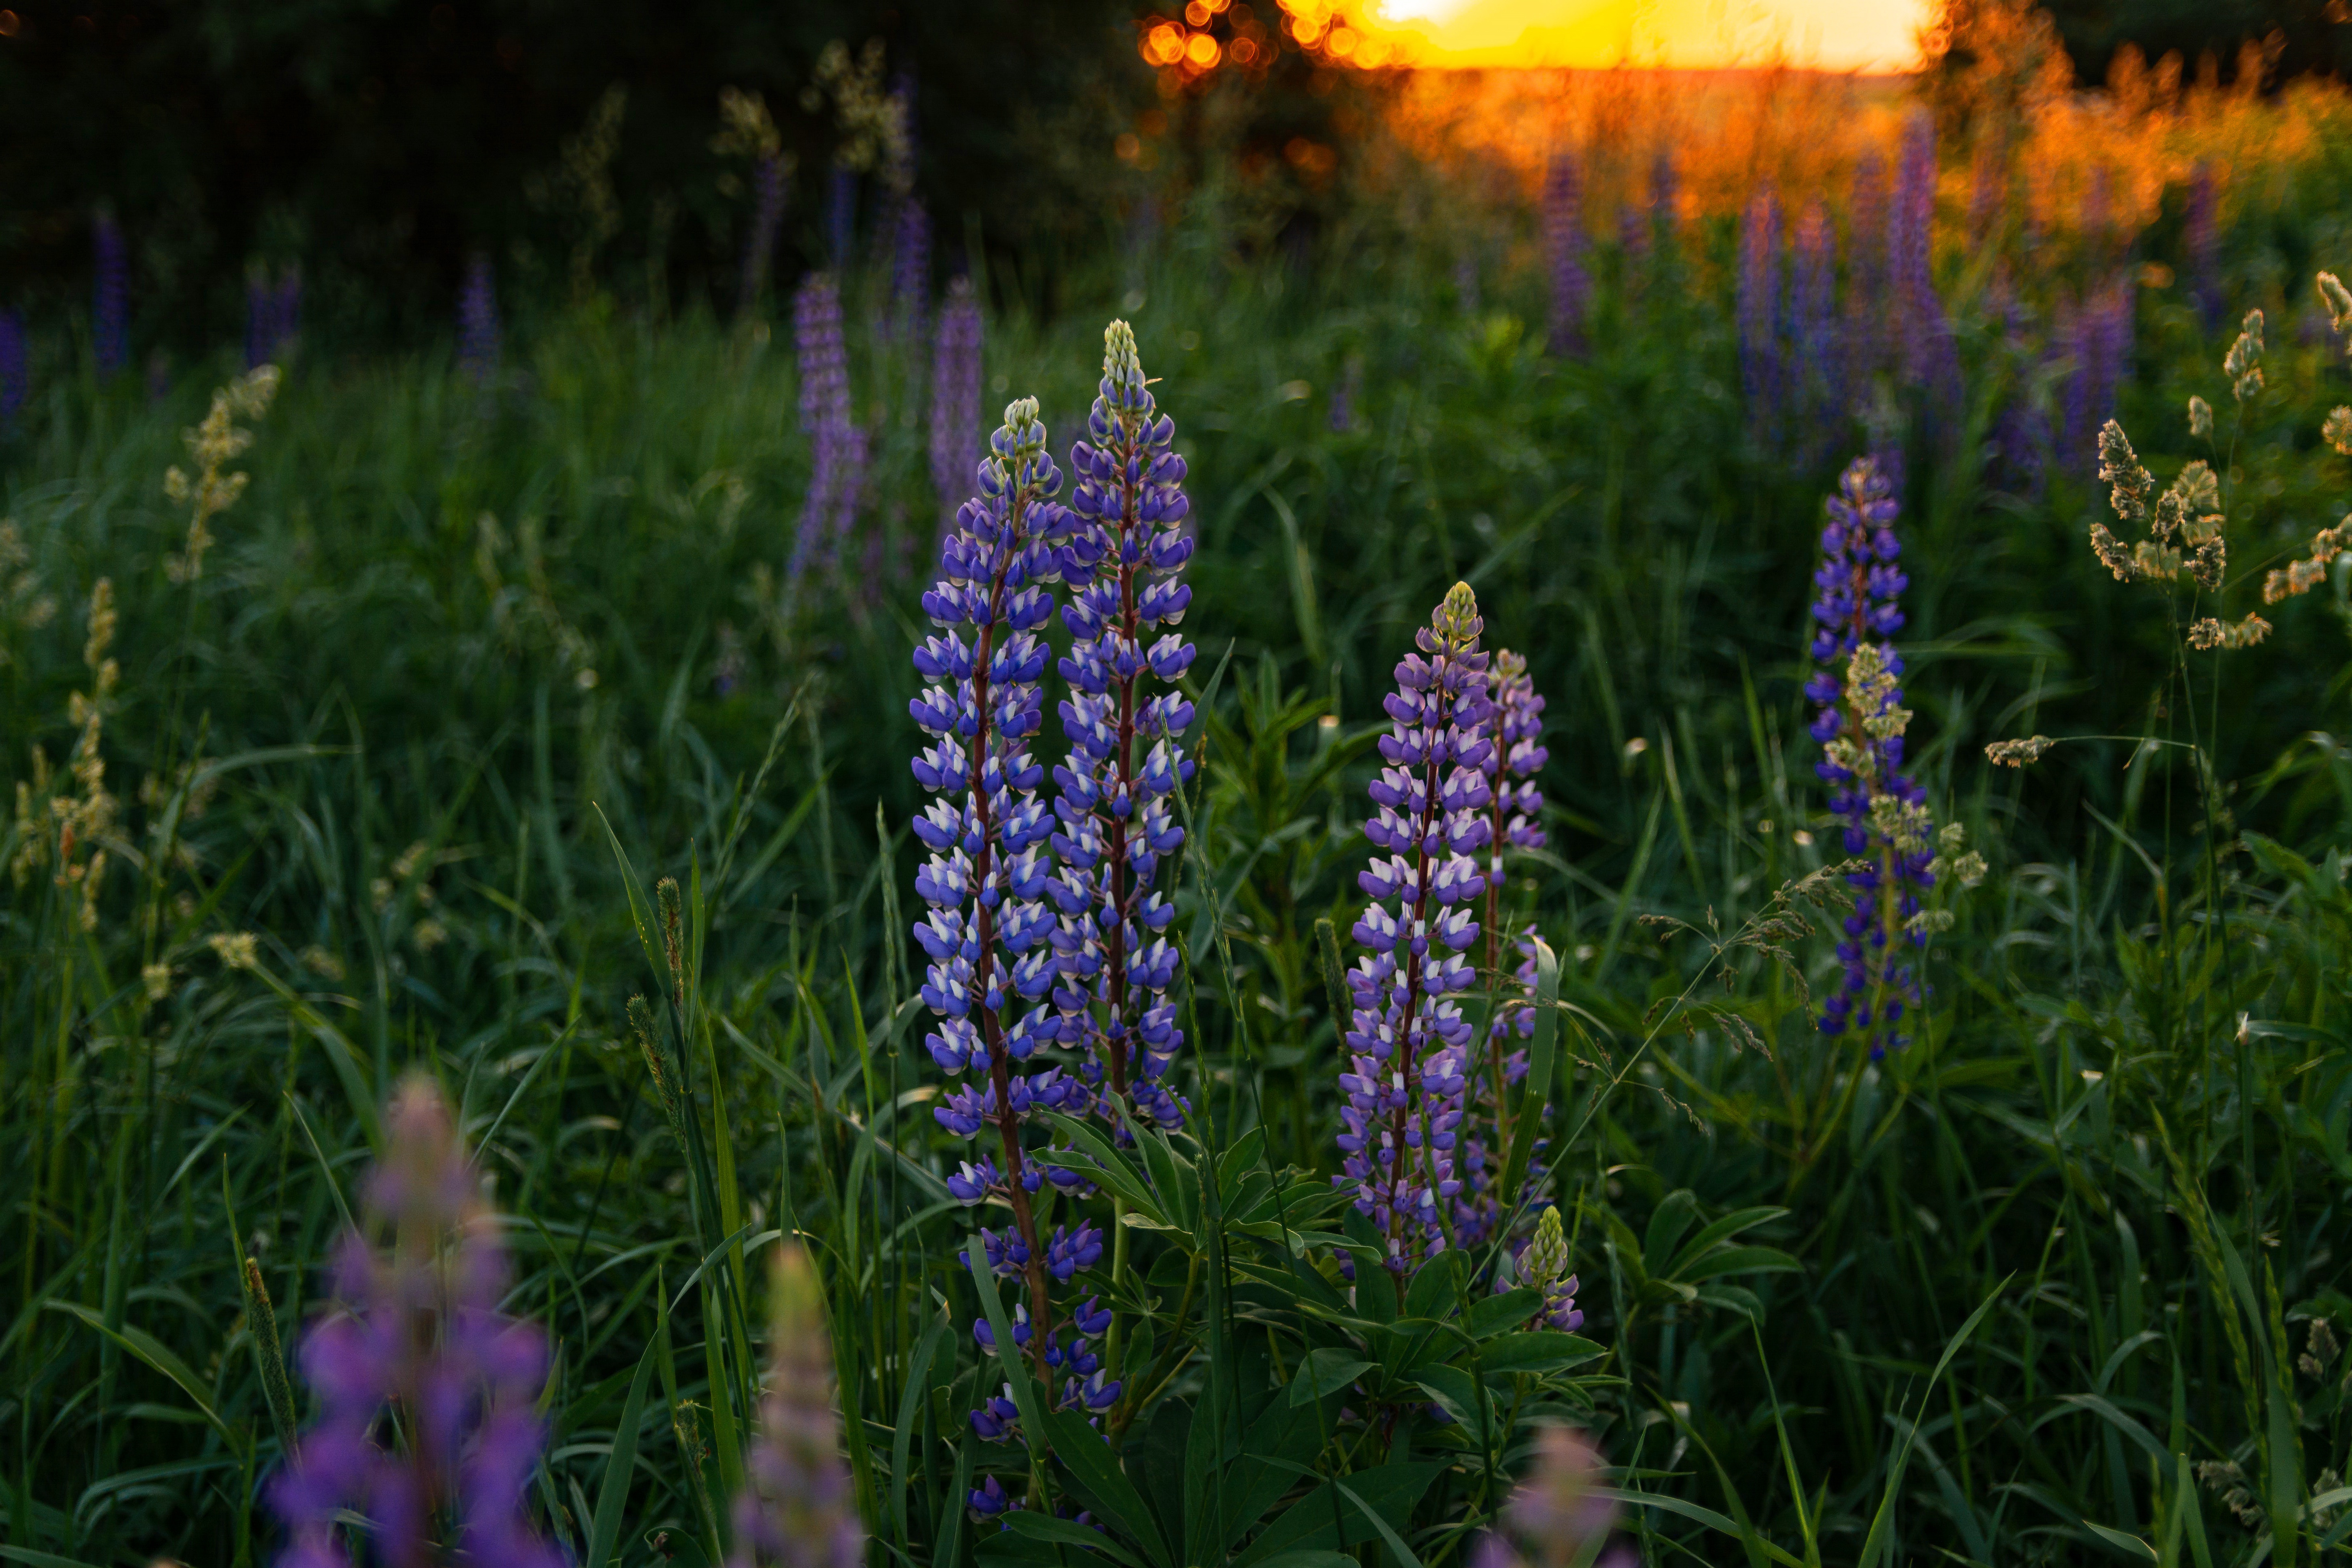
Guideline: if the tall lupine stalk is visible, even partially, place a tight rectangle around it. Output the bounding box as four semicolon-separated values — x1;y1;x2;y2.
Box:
1461;649;1546;1244
0;310;24;432
792;273;863;588
1845;151;1891;401
891;198;932;345
457;254;500;388
727;1245;863;1568
1804;458;1935;1058
93;213;128;375
1791;198;1840;460
269;1077;562;1568
929;276;984;540
909;398;1116;1424
1891;113;1961;434
1049;321;1197;1133
1738;188;1782;441
246;266;301;371
2059;280;2134;475
1340;583;1493;1283
1541;154;1587;354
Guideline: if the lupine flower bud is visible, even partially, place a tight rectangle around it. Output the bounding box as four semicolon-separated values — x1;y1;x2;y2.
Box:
1048;320;1197;1135
728;1245;863;1568
1806;458;1935;1059
93;213;129;376
1513;1205;1582;1331
268;1076;562;1568
1340;582;1493;1277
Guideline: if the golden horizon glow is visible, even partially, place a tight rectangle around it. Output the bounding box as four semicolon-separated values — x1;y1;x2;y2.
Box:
1351;0;1928;71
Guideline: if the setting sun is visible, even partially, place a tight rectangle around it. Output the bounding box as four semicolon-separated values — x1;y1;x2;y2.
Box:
1353;0;1928;69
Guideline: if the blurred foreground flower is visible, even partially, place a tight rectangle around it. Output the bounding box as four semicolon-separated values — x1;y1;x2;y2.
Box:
1470;1425;1628;1568
728;1243;863;1568
268;1076;560;1568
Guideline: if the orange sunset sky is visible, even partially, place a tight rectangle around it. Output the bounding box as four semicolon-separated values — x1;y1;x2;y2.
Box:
1352;0;1930;70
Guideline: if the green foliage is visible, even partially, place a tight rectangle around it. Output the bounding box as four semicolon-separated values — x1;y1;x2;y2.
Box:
3;174;2352;1568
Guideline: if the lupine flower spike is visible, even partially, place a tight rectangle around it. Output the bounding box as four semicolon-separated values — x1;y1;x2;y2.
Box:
1805;458;1936;1058
0;310;25;433
1513;1205;1583;1332
728;1244;863;1568
268;1076;562;1568
908;398;1117;1427
1541;154;1587;354
1049;320;1197;1133
457;255;501;389
1340;583;1493;1281
791;273;867;588
1460;649;1546;1243
93;213;129;375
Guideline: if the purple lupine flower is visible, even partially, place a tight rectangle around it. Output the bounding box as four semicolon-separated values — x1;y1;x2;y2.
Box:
740;153;790;318
791;272;858;586
1803;458;1935;1059
1791;197;1840;459
1339;582;1493;1281
245;266;301;370
1738;187;1782;440
929;276;984;540
92;214;128;375
0;311;24;432
727;1244;863;1568
1047;321;1198;1136
2058;279;2134;475
1890;114;1961;435
268;1076;562;1568
457;254;500;389
1541;153;1587;354
908;397;1115;1424
891;198;932;344
1844;151;1890;401
1469;1426;1625;1568
2185;163;2221;331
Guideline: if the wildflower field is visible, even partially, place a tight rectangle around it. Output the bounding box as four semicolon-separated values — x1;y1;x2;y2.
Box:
8;28;2352;1568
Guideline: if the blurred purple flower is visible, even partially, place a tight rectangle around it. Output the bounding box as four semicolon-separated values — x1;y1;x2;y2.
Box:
1472;1426;1623;1568
1844;150;1890;399
727;1245;864;1568
247;266;302;371
928;275;984;543
457;254;500;389
0;310;24;431
792;272;861;587
268;1076;561;1568
2185;163;2222;331
1792;197;1841;460
93;214;128;375
1738;186;1782;439
1541;153;1587;354
892;198;932;344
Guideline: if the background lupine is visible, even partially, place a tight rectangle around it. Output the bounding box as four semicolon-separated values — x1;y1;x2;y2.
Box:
907;397;1116;1435
1805;457;1934;1057
246;266;301;371
791;273;863;587
929;275;984;540
1738;188;1782;441
1541;153;1587;354
0;310;24;432
268;1077;561;1568
1844;150;1890;401
2059;279;2134;475
728;1244;863;1568
891;198;932;345
1049;321;1197;1134
93;213;128;375
1891;114;1961;436
1791;198;1840;460
1341;582;1492;1280
457;254;500;389
2185;163;2222;330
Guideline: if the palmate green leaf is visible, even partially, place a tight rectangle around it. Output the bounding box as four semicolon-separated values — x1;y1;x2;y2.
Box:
1002;1509;1151;1568
1040;1112;1170;1226
1463;1288;1541;1339
1230;1461;1446;1568
1414;1364;1480;1427
1642;1189;1702;1273
1475;1331;1606;1377
1043;1410;1175;1568
1660;1206;1788;1280
1675;1244;1800;1284
1289;1348;1373;1406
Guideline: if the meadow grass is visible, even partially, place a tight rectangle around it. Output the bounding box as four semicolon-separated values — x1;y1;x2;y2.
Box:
3;157;2352;1568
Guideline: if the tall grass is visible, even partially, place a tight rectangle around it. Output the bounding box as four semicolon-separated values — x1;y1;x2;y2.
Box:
3;118;2351;1568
